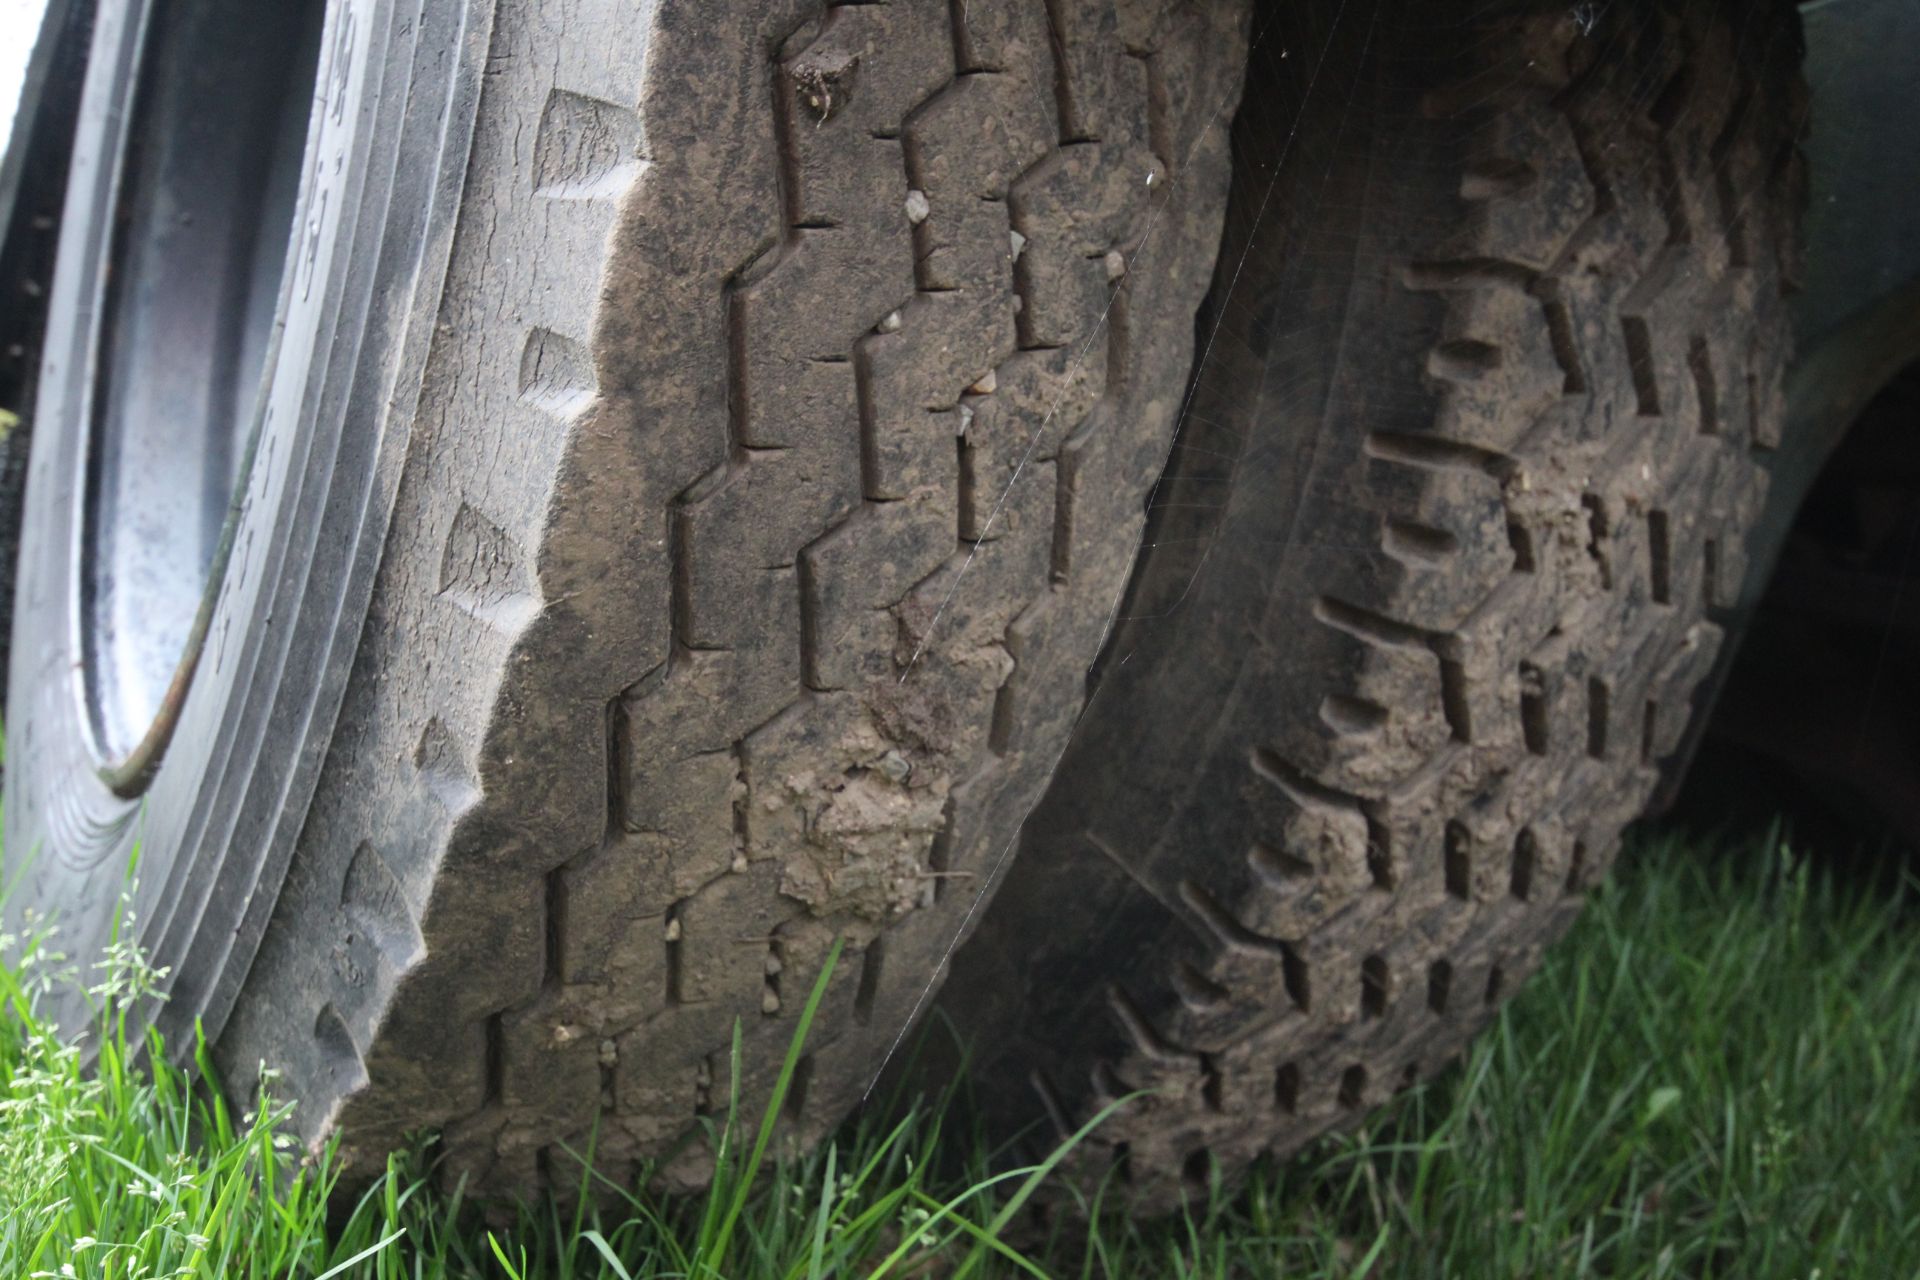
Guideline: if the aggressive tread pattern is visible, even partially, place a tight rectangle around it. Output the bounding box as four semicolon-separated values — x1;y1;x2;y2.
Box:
215;0;1250;1196
933;0;1804;1211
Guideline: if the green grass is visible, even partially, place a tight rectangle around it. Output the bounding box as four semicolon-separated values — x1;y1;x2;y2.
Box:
4;829;1918;1278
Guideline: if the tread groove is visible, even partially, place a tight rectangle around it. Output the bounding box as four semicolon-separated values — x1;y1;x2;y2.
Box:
1687;333;1720;435
1444;821;1472;900
1581;493;1614;589
1519;662;1549;755
1586;677;1611;759
604;698;631;835
1338;1065;1367;1110
762;939;783;1017
1510;828;1537;901
1403;258;1538;292
1172;959;1230;1011
1438;655;1473;743
1106;985;1193;1064
1507;519;1536;572
1312;595;1439;650
1360;955;1389;1019
543;868;567;987
664;903;686;1007
1365;430;1516;477
782;1054;814;1125
1199;1057;1225;1114
1382;518;1461;568
1648;510;1672;604
1249;841;1313;885
1534;280;1588;393
854;937;885;1026
1427;337;1504;382
1622;316;1662;416
483;1014;505;1108
1566;840;1589;894
1364;810;1395;890
1273;1062;1301;1114
1320;693;1389;736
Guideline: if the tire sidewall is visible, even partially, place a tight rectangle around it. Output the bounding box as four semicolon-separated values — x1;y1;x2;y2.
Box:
3;0;488;1049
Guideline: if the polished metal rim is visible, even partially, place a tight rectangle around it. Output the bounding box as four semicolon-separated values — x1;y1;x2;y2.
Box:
81;0;326;791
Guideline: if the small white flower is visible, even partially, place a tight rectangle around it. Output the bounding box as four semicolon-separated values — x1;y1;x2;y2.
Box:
71;1237;96;1253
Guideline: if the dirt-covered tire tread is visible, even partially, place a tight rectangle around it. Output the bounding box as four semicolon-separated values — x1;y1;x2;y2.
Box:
213;0;1251;1196
936;0;1805;1210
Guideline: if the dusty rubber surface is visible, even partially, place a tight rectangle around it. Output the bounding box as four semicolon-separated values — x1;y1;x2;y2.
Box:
933;0;1806;1209
211;0;1250;1194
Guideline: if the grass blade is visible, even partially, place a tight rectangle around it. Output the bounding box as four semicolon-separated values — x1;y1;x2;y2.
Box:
700;935;845;1274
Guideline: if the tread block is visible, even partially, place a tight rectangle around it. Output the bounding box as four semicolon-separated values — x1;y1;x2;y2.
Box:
672;859;795;1008
1010;143;1151;346
554;842;671;1001
1428;285;1567;451
1449;102;1595;270
680;459;844;653
859;290;1018;499
986;591;1090;759
732;242;876;449
1045;0;1150;147
951;0;1056;79
908;74;1054;291
961;346;1107;535
499;1004;602;1130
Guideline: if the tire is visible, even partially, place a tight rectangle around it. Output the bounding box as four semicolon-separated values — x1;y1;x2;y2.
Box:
932;0;1806;1208
4;0;1250;1194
